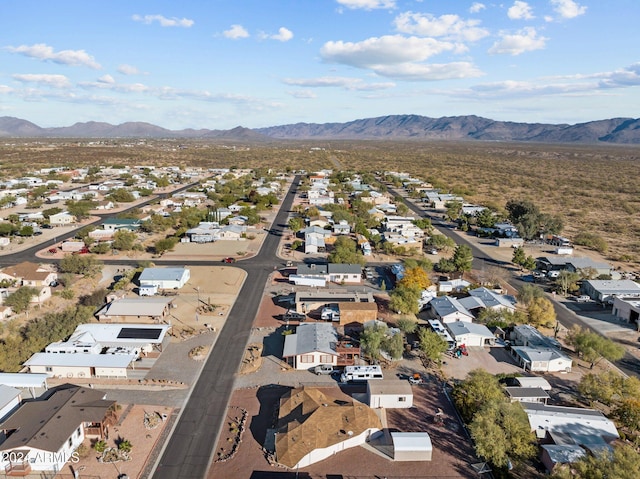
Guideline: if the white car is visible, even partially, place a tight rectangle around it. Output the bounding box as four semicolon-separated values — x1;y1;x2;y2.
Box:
576;295;591;302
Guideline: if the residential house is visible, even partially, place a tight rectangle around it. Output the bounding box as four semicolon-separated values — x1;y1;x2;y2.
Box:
282;323;359;370
23;353;135;379
45;323;171;357
102;218;141;231
458;287;516;317
582;279;640;304
536;257;615;279
274;387;381;469
523;402;619;443
49;211;76;226
0;385;22;422
505;387;550;404
367;380;413;409
294;290;375;315
510;346;572;373
95;296;175;323
445;321;495;347
428;296;474;323
332;220;351;235
0;262;57;288
139;267;191;290
0;385;117;474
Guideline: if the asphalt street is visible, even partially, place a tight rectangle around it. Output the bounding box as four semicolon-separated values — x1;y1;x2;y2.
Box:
151;176;300;479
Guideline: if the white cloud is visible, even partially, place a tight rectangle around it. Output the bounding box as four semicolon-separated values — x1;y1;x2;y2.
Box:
79;79;149;93
508;1;535;20
286;90;317;99
550;0;587;19
336;0;396;10
321;35;458;68
132;14;194;28
488;27;547;55
373;62;483;81
97;75;115;84
12;73;71;88
394;12;489;42
469;3;486;13
0;85;13;94
283;76;395;91
118;64;141;75
5;43;101;69
224;24;250;39
268;27;294;42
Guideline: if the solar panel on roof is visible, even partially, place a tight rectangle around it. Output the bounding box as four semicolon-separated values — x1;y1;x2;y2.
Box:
117;328;162;340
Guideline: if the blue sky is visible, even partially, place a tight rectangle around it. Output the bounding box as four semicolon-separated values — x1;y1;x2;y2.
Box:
1;0;638;130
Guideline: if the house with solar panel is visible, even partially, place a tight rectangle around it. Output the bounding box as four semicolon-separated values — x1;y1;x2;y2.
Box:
24;324;171;379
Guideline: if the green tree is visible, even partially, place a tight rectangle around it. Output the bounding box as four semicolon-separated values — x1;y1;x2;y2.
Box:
360;322;388;361
552;444;640;479
90;242;111;254
383;333;404;360
112;229;137;251
452;369;505;422
435;258;456;274
555;270;581;296
18;225;34;237
476;208;496;228
288;217;304;233
66;200;95;219
452;244;473;273
425;234;456;252
328;236;364;265
107;188;135;203
396;318;418;335
527;297;557;328
445;200;463;221
522;255;537;272
517;284;545;306
567;326;626;369
4;286;39;313
469;401;536;469
154;237;178;255
613;398;640;433
512;246;526;268
577;370;625;405
418;328;448;364
388;284;421;315
59;254;102;276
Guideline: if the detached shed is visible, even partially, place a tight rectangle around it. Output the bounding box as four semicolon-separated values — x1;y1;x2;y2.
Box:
391;432;432;461
367;379;413;409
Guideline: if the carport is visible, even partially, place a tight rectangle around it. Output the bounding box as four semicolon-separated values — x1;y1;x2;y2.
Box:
391;432;432;461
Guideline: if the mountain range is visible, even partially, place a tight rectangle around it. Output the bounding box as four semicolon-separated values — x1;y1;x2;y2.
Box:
1;114;640;144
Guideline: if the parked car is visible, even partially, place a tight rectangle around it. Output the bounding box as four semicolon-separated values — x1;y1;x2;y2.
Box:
282;310;306;321
576;295;591;302
408;373;423;385
222;257;236;263
314;364;335;375
41;224;53;229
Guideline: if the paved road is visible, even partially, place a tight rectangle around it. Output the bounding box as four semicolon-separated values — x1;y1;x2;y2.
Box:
151;176;300;479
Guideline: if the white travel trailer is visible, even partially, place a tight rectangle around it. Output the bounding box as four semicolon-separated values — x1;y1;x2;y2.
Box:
340;365;383;382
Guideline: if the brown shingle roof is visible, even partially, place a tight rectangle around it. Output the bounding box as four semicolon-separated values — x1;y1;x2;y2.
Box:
0;384;115;453
275;387;381;468
1;262;51;282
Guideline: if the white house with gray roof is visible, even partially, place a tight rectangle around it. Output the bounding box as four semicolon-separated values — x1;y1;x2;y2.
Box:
429;296;474;323
138;267;190;290
95;297;175;323
282;323;339;370
445;321;495;347
582;279;640;303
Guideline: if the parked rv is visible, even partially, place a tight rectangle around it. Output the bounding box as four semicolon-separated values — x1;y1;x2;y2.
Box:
340;365;383;382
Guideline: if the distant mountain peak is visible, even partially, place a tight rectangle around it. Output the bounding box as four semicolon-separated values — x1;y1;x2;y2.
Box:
0;115;639;144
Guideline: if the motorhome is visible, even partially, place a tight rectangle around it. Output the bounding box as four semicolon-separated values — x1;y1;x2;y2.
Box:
340;365;383;382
